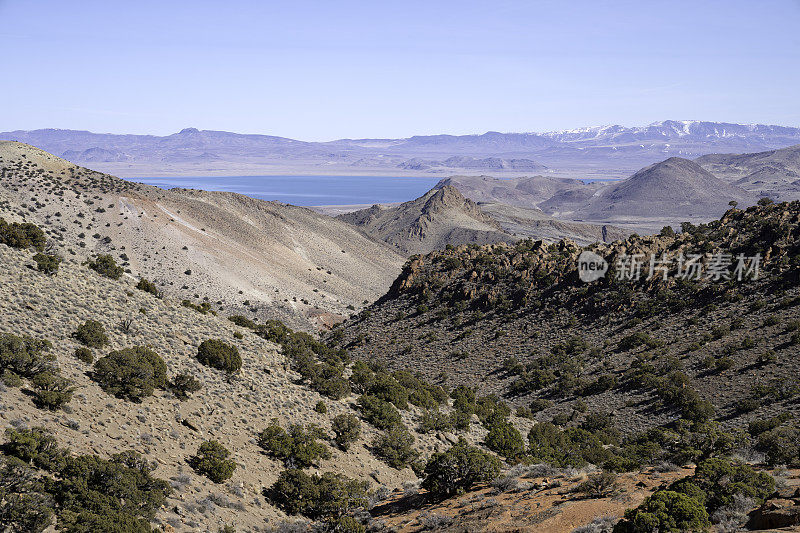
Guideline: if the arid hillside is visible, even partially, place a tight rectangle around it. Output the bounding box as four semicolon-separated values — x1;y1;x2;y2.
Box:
436;175;603;212
338;185;516;255
697;143;800;202
0;239;521;531
576;157;759;232
332;200;800;436
0;141;405;331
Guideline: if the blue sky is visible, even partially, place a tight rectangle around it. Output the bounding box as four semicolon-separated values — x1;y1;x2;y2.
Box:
1;0;799;140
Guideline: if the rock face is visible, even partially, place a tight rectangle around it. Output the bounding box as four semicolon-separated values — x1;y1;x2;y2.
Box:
338;185;515;255
748;491;800;530
580;157;758;221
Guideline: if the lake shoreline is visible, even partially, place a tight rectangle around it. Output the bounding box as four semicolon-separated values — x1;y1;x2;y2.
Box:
124;174;443;207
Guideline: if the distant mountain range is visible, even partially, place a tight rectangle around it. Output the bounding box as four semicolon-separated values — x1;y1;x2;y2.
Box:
3;120;800;178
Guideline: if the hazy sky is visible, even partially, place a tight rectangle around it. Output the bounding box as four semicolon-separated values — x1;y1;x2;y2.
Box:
2;0;799;140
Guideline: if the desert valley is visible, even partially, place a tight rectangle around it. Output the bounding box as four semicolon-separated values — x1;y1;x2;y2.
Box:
0;125;799;532
2;2;800;532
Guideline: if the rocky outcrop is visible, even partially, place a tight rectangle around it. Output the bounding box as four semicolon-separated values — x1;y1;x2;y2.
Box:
748;489;800;530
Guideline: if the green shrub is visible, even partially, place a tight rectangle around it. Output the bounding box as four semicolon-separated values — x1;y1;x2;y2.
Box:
0;459;54;533
189;440;236;483
0;429;171;532
516;406;534;419
0;218;46;250
418;409;454;433
135;277;158;295
314;400;327;414
266;469;368;520
182;300;216;315
755;426;800;466
31;371;74;410
327;516;366;533
575;470;619;498
618;332;660;352
473;394;511;424
421;437;501;498
527;423;612;468
748;413;792;437
257;420;331;468
715;357;734;372
484;419;525;461
0;333;55;378
56;452;170;530
73;319;109;348
757;350;777;365
613;490;710;533
74;347;93;364
368;372;410;410
372;426;419;469
581;374;618;396
331;414;361;451
32;253;61;275
93;346;167;401
169;372;202;400
356;395;402;430
87;254;123;280
669;458;774;514
530;398;554;412
197;339;241;373
1;369;22;387
3;427;67;471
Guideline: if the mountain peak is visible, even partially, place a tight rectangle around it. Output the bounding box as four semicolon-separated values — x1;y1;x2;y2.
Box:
178;127;200;135
338;184;511;255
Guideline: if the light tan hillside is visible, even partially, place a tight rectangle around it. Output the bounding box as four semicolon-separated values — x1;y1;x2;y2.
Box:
0;141;405;332
0;243;516;531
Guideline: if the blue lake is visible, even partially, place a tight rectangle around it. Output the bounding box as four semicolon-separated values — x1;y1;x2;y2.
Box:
128;175;442;206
